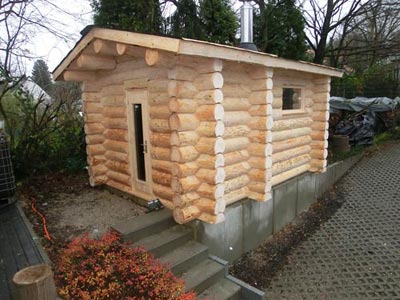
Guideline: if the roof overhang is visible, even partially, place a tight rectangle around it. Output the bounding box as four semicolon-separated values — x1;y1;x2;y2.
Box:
53;27;344;81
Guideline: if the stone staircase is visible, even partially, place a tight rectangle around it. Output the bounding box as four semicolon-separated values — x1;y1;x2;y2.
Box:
112;210;242;300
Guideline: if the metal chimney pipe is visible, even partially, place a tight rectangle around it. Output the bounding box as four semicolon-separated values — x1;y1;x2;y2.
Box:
239;0;257;51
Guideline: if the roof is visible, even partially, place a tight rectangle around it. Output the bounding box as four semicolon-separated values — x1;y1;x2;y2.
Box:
53;27;344;80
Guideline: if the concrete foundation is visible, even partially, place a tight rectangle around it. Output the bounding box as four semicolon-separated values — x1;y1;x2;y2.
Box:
190;153;363;261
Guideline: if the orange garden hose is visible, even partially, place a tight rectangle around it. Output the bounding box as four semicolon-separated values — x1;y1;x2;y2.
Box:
31;197;52;241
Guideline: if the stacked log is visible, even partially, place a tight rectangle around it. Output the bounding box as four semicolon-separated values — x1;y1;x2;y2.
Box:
271;70;315;186
309;76;330;172
222;63;252;205
247;66;273;202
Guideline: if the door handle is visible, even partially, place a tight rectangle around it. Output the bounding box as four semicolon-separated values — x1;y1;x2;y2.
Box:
142;140;148;154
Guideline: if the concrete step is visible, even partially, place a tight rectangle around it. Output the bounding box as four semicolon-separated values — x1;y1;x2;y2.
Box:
160;241;208;275
198;278;241;300
112;209;175;243
130;225;192;257
181;259;225;294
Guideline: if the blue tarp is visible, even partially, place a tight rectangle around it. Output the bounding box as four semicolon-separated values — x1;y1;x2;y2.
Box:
330;97;400;113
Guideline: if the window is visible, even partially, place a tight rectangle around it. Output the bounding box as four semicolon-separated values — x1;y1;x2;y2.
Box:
282;88;302;110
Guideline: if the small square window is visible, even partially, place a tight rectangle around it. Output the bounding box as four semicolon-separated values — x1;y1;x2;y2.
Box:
282;88;302;110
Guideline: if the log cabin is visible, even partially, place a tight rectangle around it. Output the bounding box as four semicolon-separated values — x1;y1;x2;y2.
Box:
53;26;343;225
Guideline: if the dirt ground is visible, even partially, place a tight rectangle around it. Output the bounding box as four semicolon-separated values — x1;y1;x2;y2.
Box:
229;186;344;290
18;171;146;261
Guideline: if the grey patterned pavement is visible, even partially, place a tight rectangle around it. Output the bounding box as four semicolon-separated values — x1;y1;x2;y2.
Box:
266;143;400;300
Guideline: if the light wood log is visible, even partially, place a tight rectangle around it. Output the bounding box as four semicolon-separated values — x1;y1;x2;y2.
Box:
248;116;274;130
247;143;272;157
312;93;329;103
312;111;330;122
150;119;170;133
197;154;224;169
173;206;201;224
85;134;105;145
194;59;223;74
82;92;100;103
124;78;149;90
105;160;129;175
248;168;267;182
194;89;223;104
224;150;249;165
93;39;117;56
194;73;224;90
173;192;200;207
171;162;199;177
248;131;272;144
249;181;272;194
171;131;199;146
196;104;224;121
145;49;159;66
152;160;173;173
249;67;273;79
224;111;251;126
272;154;310;176
197;212;225;224
310;140;328;149
104;129;128;142
312;84;330;93
195;137;225;154
249;90;273;105
104;118;128;130
310;149;328;159
223;125;250;139
63;70;96;82
148;79;169;93
168;80;197;98
272;127;312;142
101;84;125;96
309;158;327;169
196;167;225;184
224;162;250;180
171;176;201;194
150;132;171;148
87;155;106;166
225;186;249;205
272;117;313;132
152;170;172;186
168;66;197;81
84;113;102;123
223;84;251;98
193;198;225;214
101;95;125;106
103;140;129;154
271;164;309;186
196;121;224;137
310;130;329;140
224;175;250;194
153;183;174;201
103;106;126;118
107;170;130;185
89;174;107;186
169;98;198;113
273;135;312;153
311;121;329;131
171;146;199;163
149;105;170;119
77;54;116;70
249;78;273;91
169;114;199;131
12;265;57;300
106;180;132;194
313;102;329;111
249;104;272;116
224;137;249;153
105;150;129;163
151;146;171;160
223;98;251;111
88;164;108;177
249;191;272;202
197;183;224;199
87;144;105;156
272;145;311;163
248;156;272;169
83;102;102;113
116;43;145;57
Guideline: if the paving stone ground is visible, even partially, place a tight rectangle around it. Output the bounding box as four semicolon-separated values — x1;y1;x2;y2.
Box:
266;143;400;300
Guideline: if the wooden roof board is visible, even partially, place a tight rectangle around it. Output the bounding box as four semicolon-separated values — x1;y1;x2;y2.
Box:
53;27;344;80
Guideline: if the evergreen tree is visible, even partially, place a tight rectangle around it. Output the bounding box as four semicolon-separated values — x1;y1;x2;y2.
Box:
31;59;53;94
170;0;204;39
91;0;164;34
199;0;238;45
254;0;307;60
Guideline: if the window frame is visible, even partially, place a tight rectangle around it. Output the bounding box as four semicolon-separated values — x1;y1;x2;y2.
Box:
281;86;306;115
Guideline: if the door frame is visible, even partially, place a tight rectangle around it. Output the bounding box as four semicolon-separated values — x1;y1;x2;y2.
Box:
126;89;153;196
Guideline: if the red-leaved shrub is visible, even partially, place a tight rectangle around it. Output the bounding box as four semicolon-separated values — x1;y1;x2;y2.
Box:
55;231;196;300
